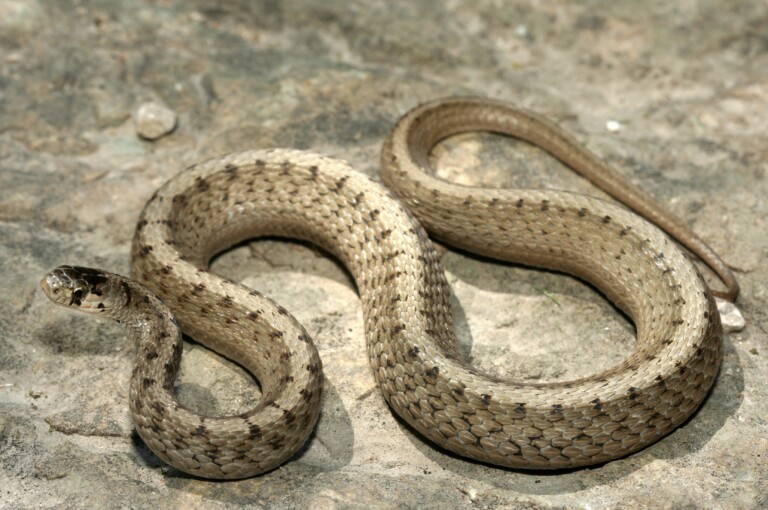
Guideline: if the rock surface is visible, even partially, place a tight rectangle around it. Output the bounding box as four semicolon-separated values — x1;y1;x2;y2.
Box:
1;1;766;508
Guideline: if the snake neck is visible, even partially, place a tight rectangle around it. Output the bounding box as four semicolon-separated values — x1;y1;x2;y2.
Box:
108;278;183;395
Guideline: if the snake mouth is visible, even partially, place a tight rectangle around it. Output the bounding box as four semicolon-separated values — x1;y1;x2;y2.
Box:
40;271;71;306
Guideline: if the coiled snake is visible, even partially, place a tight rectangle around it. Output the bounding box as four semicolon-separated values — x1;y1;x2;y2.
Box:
41;97;737;479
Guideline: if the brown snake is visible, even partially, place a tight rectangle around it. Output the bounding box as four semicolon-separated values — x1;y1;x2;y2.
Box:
41;97;737;479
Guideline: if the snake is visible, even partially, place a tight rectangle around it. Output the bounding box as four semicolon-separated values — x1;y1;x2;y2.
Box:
40;97;737;479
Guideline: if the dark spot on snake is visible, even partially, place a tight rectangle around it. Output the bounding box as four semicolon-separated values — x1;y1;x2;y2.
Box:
248;424;262;439
602;215;612;224
672;319;684;326
97;302;105;310
74;268;108;288
170;316;180;327
297;334;308;342
172;194;187;205
306;364;319;373
369;209;380;221
515;198;524;208
276;305;288;315
152;401;165;415
196;177;209;191
481;394;491;405
627;387;638;399
703;311;709;319
514;403;527;414
578;208;587;217
654;252;665;262
146;351;159;360
280;351;294;361
283;409;296;425
280;160;291;174
142;378;155;389
540;200;549;211
300;389;313;402
385;271;402;282
255;159;266;168
220;295;234;307
334;176;347;189
142;295;150;304
120;281;132;305
425;366;439;378
193;283;205;292
391;324;405;335
136;219;148;230
191;424;207;436
281;375;294;384
247;311;261;321
270;331;284;339
552;404;564;414
139;245;153;256
225;318;237;325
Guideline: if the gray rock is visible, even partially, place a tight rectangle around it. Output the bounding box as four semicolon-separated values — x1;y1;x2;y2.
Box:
134;102;177;140
717;298;747;333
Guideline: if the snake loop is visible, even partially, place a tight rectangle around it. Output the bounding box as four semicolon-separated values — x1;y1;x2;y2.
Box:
40;97;731;478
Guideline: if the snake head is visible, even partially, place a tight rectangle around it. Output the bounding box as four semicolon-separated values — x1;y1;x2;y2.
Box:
41;265;111;313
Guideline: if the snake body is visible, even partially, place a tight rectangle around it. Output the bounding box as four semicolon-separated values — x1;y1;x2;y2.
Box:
41;97;732;478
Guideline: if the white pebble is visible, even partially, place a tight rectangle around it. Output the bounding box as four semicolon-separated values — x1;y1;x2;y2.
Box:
715;298;746;333
134;101;177;140
605;119;622;132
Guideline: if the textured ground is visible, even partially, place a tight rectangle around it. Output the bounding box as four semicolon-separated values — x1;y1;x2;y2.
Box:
1;1;767;508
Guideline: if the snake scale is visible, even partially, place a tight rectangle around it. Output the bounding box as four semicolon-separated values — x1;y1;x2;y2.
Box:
41;97;736;479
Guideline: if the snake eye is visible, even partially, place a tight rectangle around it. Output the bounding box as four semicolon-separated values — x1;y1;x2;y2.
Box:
73;288;84;300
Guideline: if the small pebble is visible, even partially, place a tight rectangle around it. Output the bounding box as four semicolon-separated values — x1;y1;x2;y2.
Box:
715;298;746;333
605;119;622;132
134;101;177;140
